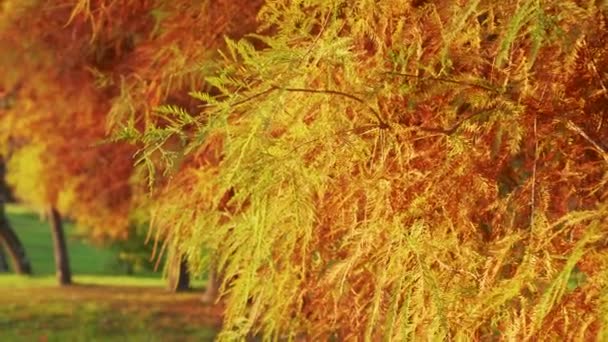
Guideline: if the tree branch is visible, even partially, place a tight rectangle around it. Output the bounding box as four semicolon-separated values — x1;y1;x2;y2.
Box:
564;119;608;162
415;108;494;135
530;115;538;227
272;86;390;129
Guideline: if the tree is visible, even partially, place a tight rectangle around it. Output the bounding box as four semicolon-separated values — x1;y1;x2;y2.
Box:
48;207;71;285
1;0;148;285
0;247;8;272
166;249;190;292
140;0;608;340
63;0;263;293
0;0;263;290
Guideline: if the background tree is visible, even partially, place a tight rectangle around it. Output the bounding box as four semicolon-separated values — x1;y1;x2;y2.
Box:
0;0;262;290
0;1;142;285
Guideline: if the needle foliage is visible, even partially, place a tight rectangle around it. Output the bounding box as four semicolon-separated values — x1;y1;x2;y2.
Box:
2;0;608;340
141;0;608;340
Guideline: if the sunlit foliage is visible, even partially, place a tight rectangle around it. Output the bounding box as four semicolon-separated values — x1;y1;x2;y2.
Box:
2;0;608;339
142;0;608;340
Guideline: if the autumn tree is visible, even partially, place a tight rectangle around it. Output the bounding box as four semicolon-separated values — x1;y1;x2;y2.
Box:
0;1;142;285
0;0;262;290
141;0;608;340
0;84;32;275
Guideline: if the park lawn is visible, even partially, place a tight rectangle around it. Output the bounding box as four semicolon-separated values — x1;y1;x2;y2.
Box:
0;275;220;341
4;204;151;276
1;206;218;341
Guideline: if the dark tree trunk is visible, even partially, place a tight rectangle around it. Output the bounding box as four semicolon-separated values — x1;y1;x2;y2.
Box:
200;266;220;304
0;156;32;274
0;246;9;272
167;251;190;292
49;207;71;285
0;204;32;275
0;155;32;274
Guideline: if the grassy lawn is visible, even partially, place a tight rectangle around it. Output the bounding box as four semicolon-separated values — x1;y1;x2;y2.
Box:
0;276;220;341
3;204;150;276
0;206;218;341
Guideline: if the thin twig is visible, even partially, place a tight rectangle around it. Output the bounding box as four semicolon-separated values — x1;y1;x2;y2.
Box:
285;124;382;157
298;11;332;66
415;107;494;135
197;84;391;131
231;87;275;107
530;115;538;228
273;86;390;129
563;119;608;162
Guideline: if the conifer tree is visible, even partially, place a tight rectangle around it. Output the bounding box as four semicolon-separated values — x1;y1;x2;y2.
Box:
140;0;608;339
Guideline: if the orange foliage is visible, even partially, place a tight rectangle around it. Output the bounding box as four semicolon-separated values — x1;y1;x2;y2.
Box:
0;0;262;240
139;1;608;339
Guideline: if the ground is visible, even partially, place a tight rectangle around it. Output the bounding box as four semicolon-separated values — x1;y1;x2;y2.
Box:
0;276;221;341
0;206;219;341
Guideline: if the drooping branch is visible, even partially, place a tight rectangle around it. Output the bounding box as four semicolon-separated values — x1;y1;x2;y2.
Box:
231;87;276;108
216;81;499;137
220;84;391;129
271;86;390;129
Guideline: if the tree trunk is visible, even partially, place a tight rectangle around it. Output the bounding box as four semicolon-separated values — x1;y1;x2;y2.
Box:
0;205;32;274
48;207;71;285
0;246;9;272
0;156;32;274
200;266;220;304
167;251;190;292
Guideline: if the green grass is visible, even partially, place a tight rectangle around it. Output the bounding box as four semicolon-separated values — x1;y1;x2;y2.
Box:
2;204;207;284
4;204;155;276
0;277;220;341
0;206;218;341
0;274;167;288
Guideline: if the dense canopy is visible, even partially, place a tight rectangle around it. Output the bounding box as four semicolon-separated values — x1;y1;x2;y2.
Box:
0;0;262;240
2;0;608;340
146;1;608;339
